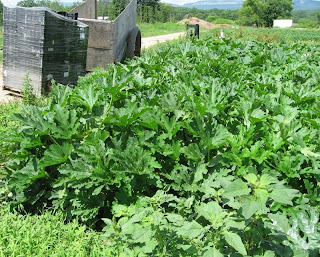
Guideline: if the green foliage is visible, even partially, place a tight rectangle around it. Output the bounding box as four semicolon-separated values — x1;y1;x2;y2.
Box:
0;1;3;26
239;0;293;27
137;22;185;37
97;0;131;20
17;0;66;11
22;72;36;106
211;18;235;25
294;18;319;28
206;15;218;23
0;208;108;256
1;38;320;255
0;102;21;174
97;0;173;23
173;7;239;22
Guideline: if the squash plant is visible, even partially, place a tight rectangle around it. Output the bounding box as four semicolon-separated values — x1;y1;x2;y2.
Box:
1;38;320;255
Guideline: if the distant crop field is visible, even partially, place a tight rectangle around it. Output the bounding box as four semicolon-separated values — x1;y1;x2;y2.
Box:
204;27;320;43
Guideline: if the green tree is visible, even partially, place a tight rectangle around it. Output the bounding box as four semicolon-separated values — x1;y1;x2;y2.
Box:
239;0;293;27
17;0;66;11
137;0;160;23
0;0;3;26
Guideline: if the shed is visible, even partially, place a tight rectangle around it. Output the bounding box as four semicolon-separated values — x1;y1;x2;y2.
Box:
273;19;293;28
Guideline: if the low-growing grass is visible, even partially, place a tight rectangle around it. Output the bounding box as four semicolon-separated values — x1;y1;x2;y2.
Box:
0;208;107;257
138;22;185;37
0;102;21;174
0;96;50;174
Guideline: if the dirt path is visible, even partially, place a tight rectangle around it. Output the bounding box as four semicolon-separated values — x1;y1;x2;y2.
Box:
0;65;18;103
142;32;186;49
0;64;18;104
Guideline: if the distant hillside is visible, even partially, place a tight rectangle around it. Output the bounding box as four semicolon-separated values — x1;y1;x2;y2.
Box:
182;0;320;10
183;0;241;10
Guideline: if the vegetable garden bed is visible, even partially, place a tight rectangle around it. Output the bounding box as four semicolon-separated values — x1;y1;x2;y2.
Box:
1;37;320;256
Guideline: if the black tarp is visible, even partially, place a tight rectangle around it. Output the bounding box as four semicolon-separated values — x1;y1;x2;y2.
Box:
3;6;89;96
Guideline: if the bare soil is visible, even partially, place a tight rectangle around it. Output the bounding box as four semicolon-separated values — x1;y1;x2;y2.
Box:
0;64;18;103
141;32;186;49
179;17;232;29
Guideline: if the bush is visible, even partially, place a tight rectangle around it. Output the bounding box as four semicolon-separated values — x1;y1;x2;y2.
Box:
205;15;218;23
295;18;319;28
212;18;235;25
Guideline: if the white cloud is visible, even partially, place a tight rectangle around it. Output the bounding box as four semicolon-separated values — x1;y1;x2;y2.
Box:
2;0;20;7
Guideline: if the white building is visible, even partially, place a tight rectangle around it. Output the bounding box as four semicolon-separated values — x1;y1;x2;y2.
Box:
273;20;293;28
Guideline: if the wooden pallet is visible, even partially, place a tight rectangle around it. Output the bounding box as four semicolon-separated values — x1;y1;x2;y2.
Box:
2;86;23;98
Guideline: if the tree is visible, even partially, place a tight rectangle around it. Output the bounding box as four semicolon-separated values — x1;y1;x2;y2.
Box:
0;0;3;26
137;0;160;23
17;0;67;11
239;0;293;27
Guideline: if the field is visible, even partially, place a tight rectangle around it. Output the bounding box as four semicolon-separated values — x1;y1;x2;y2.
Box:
138;23;320;44
206;27;320;43
138;22;185;37
1;28;320;256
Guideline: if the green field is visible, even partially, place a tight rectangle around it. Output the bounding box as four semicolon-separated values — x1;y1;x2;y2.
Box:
138;23;320;45
1;27;320;256
138;22;186;37
204;27;320;43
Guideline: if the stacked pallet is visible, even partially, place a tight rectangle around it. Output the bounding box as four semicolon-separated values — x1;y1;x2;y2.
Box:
3;7;89;96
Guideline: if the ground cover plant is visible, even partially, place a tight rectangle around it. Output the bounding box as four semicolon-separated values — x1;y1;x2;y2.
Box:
1;37;320;256
0;208;108;256
0;102;20;174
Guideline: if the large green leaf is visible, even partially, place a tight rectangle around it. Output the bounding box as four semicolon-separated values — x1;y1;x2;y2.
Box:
39;143;73;168
223;231;247;255
224;179;251;198
177;220;204;239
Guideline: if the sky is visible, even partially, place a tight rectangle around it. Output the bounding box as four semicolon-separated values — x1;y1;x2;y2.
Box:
161;0;197;5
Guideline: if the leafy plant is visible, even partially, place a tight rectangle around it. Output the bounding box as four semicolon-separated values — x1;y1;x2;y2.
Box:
22;72;36;105
1;38;320;255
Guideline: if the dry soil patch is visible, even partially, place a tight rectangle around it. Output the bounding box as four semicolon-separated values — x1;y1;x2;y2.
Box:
179;17;232;29
142;32;186;49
